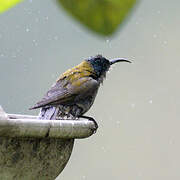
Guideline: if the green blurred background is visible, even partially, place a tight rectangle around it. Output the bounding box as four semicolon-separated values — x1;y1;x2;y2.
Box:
0;0;180;179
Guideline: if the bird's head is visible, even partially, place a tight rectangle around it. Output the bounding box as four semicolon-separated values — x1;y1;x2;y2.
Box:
86;55;131;79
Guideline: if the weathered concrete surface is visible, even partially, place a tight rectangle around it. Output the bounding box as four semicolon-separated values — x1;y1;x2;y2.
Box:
0;106;75;180
0;118;95;139
0;137;74;180
0;106;97;179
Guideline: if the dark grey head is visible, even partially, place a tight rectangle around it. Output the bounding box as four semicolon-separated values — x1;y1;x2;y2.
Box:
87;54;131;77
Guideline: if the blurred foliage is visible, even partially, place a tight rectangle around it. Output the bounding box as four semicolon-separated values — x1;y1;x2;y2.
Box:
0;0;22;13
57;0;137;36
0;0;137;36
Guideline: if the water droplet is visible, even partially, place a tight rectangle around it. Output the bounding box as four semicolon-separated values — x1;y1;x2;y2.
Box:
29;57;33;62
26;28;30;32
101;146;107;152
54;36;58;40
163;40;167;45
149;100;153;104
32;39;38;46
131;103;135;108
12;54;17;58
153;34;157;38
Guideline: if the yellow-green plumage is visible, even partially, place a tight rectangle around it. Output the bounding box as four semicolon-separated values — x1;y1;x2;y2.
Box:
57;60;95;82
30;60;100;118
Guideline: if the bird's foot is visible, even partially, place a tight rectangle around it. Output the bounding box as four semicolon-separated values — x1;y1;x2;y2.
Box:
79;115;98;134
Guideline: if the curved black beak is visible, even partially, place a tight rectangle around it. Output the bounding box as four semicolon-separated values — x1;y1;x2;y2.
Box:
110;58;131;65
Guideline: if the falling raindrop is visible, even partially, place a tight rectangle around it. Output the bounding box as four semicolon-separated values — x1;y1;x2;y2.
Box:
163;40;167;45
54;36;59;40
11;54;17;58
131;103;135;108
32;39;38;46
153;34;157;38
26;28;30;32
149;100;153;104
101;146;107;152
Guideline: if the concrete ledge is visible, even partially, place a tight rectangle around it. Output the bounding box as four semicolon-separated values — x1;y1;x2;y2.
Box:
0;106;97;179
0;106;96;139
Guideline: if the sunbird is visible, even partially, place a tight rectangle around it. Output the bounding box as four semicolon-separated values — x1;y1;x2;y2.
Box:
30;55;131;131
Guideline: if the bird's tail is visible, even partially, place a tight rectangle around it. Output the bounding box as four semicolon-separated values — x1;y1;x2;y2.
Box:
38;106;59;120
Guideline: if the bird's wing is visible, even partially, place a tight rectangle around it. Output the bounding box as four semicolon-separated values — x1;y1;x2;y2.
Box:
30;76;99;109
